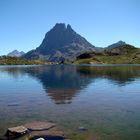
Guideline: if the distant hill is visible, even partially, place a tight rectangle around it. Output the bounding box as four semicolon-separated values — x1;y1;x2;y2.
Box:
7;50;25;57
105;44;137;55
74;43;140;64
24;23;95;62
106;41;126;50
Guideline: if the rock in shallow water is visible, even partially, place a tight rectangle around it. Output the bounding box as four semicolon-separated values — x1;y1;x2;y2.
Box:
24;121;55;131
78;126;88;131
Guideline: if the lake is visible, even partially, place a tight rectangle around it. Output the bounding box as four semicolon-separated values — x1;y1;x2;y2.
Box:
0;65;140;140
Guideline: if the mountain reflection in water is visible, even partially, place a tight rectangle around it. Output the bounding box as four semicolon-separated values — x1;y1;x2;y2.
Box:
0;65;140;139
0;65;140;104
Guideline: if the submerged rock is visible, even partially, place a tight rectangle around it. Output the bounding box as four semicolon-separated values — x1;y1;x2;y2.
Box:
78;126;88;131
24;121;55;131
1;121;66;140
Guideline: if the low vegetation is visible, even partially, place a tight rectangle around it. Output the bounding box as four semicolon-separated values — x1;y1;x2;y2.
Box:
74;45;140;64
0;56;48;65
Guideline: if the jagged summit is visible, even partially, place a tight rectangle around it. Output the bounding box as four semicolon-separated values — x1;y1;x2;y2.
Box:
52;23;73;30
24;23;95;62
51;23;66;31
66;24;73;31
47;23;74;34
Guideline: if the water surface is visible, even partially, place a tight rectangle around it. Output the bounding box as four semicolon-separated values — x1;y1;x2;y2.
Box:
0;65;140;140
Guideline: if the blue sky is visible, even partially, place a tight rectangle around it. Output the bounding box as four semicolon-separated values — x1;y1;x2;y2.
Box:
0;0;140;55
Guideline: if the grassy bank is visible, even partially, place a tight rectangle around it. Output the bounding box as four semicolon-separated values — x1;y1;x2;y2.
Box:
0;56;49;65
74;55;140;64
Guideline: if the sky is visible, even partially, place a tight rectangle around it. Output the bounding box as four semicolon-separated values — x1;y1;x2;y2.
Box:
0;0;140;55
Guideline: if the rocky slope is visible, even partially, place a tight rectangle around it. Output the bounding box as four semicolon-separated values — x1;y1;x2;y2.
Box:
8;50;25;57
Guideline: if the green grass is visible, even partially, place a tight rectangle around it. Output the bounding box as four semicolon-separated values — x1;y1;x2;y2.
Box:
74;54;140;64
0;56;49;65
74;47;140;64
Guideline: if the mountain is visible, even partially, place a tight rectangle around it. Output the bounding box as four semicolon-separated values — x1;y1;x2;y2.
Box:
106;41;126;50
7;50;25;57
24;23;95;62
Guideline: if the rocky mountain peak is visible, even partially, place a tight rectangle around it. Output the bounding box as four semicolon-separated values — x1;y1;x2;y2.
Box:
53;23;66;31
24;23;95;62
67;24;73;30
49;23;75;34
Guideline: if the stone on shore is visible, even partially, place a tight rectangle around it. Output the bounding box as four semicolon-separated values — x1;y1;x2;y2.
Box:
8;125;28;134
